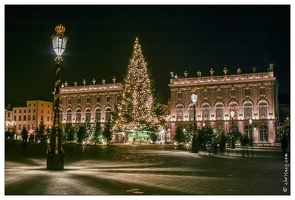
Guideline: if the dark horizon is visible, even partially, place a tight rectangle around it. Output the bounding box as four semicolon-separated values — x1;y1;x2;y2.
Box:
5;5;290;106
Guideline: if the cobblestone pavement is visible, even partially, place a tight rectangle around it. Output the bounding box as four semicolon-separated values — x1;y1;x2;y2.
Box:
5;141;291;195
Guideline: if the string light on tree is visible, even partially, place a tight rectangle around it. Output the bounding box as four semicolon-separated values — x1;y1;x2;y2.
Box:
113;38;163;132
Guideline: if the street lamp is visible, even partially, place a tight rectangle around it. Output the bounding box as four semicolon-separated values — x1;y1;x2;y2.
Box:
47;24;68;170
230;110;235;149
191;88;198;153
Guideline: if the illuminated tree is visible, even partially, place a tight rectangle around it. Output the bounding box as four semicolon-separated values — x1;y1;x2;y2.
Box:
102;120;113;144
36;117;46;142
113;38;163;132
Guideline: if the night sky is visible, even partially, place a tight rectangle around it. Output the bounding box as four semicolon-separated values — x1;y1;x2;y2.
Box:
5;5;290;105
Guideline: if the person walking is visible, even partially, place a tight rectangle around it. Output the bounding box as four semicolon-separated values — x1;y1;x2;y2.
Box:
21;127;28;149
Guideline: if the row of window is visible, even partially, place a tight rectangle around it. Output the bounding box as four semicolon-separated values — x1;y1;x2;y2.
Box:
60;108;113;122
176;87;267;100
13;115;51;122
14;109;36;114
175;102;269;120
27;103;50;107
18;124;37;130
62;96;113;105
244;125;268;141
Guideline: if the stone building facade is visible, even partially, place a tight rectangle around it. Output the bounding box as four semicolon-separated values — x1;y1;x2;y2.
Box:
59;79;122;125
8;100;53;140
167;64;279;146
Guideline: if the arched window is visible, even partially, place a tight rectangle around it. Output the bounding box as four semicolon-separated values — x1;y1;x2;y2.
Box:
76;109;81;122
259;102;268;117
95;108;101;122
243;102;253;119
105;108;112;121
59;109;63;122
202;104;210;120
85;109;91;121
215;103;224;120
259;125;268;141
229;102;238;119
244;125;253;139
176;105;184;121
189;105;195;121
67;110;72;122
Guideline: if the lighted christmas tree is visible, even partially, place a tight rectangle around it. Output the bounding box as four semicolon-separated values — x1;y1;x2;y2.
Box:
113;38;163;132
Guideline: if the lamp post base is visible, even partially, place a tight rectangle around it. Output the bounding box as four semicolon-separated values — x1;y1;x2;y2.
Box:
47;153;64;170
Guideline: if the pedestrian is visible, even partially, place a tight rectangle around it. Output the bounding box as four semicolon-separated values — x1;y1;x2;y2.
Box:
21;127;28;149
29;134;34;143
281;134;288;160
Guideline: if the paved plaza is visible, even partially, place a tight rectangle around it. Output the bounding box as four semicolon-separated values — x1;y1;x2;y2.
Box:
5;141;290;195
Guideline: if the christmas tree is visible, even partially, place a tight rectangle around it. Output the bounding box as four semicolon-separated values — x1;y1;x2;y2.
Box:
113;38;163;132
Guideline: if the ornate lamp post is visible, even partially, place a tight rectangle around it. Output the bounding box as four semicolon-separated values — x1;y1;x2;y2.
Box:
230;110;235;149
47;24;68;170
191;88;198;153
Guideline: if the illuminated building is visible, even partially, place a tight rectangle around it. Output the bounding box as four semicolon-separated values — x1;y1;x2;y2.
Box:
59;78;122;125
168;64;279;146
10;100;53;140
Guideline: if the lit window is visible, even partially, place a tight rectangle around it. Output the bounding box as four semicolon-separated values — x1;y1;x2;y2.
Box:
202;104;210;119
76;109;81;121
215;104;224;119
189;105;194;121
86;109;91;121
105;108;112;121
229;103;238;118
67;110;72;122
176;105;184;121
259;125;268;141
244;125;253;139
244;103;253;119
59;110;63;122
259;102;268;117
95;108;101;121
